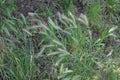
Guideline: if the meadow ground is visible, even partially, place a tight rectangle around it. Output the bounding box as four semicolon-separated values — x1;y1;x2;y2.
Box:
0;0;120;80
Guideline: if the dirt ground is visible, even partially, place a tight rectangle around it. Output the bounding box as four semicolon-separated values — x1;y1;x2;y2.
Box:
14;0;83;16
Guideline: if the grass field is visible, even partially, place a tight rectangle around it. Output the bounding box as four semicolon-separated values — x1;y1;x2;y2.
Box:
0;0;120;80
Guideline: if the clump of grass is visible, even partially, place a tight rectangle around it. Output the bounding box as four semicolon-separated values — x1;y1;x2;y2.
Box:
0;0;120;80
22;12;119;79
57;0;74;13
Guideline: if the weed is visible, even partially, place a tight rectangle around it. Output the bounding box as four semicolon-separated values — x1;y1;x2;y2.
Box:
0;0;120;80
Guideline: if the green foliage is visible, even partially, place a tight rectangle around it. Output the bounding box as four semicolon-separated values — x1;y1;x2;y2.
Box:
57;0;74;12
0;0;17;36
85;1;102;25
0;0;120;80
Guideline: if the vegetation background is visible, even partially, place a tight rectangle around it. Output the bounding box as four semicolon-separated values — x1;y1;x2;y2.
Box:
0;0;120;80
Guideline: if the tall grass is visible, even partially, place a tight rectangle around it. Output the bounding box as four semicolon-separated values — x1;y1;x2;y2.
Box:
0;0;120;80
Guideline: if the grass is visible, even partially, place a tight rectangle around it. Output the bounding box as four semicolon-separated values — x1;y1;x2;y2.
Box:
0;0;120;80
